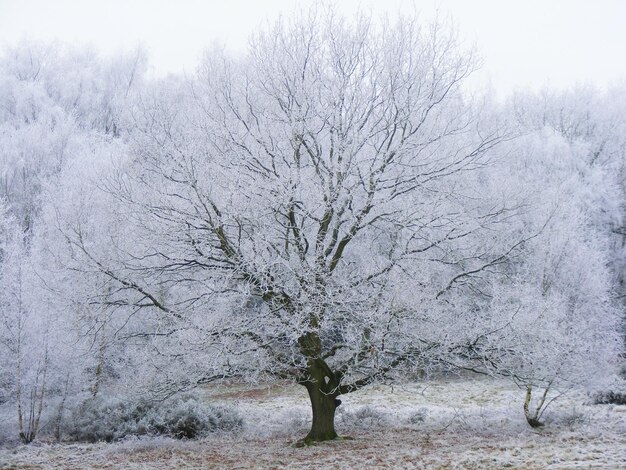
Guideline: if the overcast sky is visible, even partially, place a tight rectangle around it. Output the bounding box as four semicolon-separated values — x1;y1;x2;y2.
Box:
1;0;625;97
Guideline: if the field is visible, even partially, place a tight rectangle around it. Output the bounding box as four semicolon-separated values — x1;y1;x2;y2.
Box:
1;378;625;469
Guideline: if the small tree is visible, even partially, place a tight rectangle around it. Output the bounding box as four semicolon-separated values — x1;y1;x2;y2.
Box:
0;207;49;443
511;86;626;369
475;113;623;427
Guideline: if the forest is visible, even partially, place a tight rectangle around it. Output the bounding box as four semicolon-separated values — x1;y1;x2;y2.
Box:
0;9;625;468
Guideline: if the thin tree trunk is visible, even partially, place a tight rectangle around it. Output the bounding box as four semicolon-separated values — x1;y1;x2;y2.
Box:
523;385;548;428
55;372;71;441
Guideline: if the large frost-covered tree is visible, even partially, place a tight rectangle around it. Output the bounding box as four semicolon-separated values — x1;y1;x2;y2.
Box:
56;13;570;442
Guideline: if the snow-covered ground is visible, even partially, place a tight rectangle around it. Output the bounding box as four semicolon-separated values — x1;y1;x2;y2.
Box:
1;378;625;469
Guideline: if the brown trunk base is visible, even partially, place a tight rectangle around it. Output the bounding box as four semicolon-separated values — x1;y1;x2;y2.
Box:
305;429;338;443
294;435;354;447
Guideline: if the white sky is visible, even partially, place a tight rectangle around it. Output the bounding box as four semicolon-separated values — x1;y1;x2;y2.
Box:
0;0;625;97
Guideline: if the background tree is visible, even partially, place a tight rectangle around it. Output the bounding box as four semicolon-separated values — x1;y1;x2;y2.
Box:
0;42;146;443
510;86;626;373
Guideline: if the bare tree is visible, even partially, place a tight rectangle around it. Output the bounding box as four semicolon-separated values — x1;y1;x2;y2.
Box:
59;12;559;442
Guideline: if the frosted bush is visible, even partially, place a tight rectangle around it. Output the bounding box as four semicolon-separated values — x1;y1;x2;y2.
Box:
407;407;429;425
63;395;242;442
592;391;626;405
560;409;589;427
590;376;626;405
337;406;391;428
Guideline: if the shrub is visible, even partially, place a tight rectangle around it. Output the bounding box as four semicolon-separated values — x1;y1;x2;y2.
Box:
407;408;428;425
63;395;242;442
337;406;390;428
592;391;626;405
559;409;588;427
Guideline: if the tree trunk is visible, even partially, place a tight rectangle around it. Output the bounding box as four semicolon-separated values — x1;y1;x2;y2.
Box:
523;385;547;428
305;380;338;442
300;357;341;443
